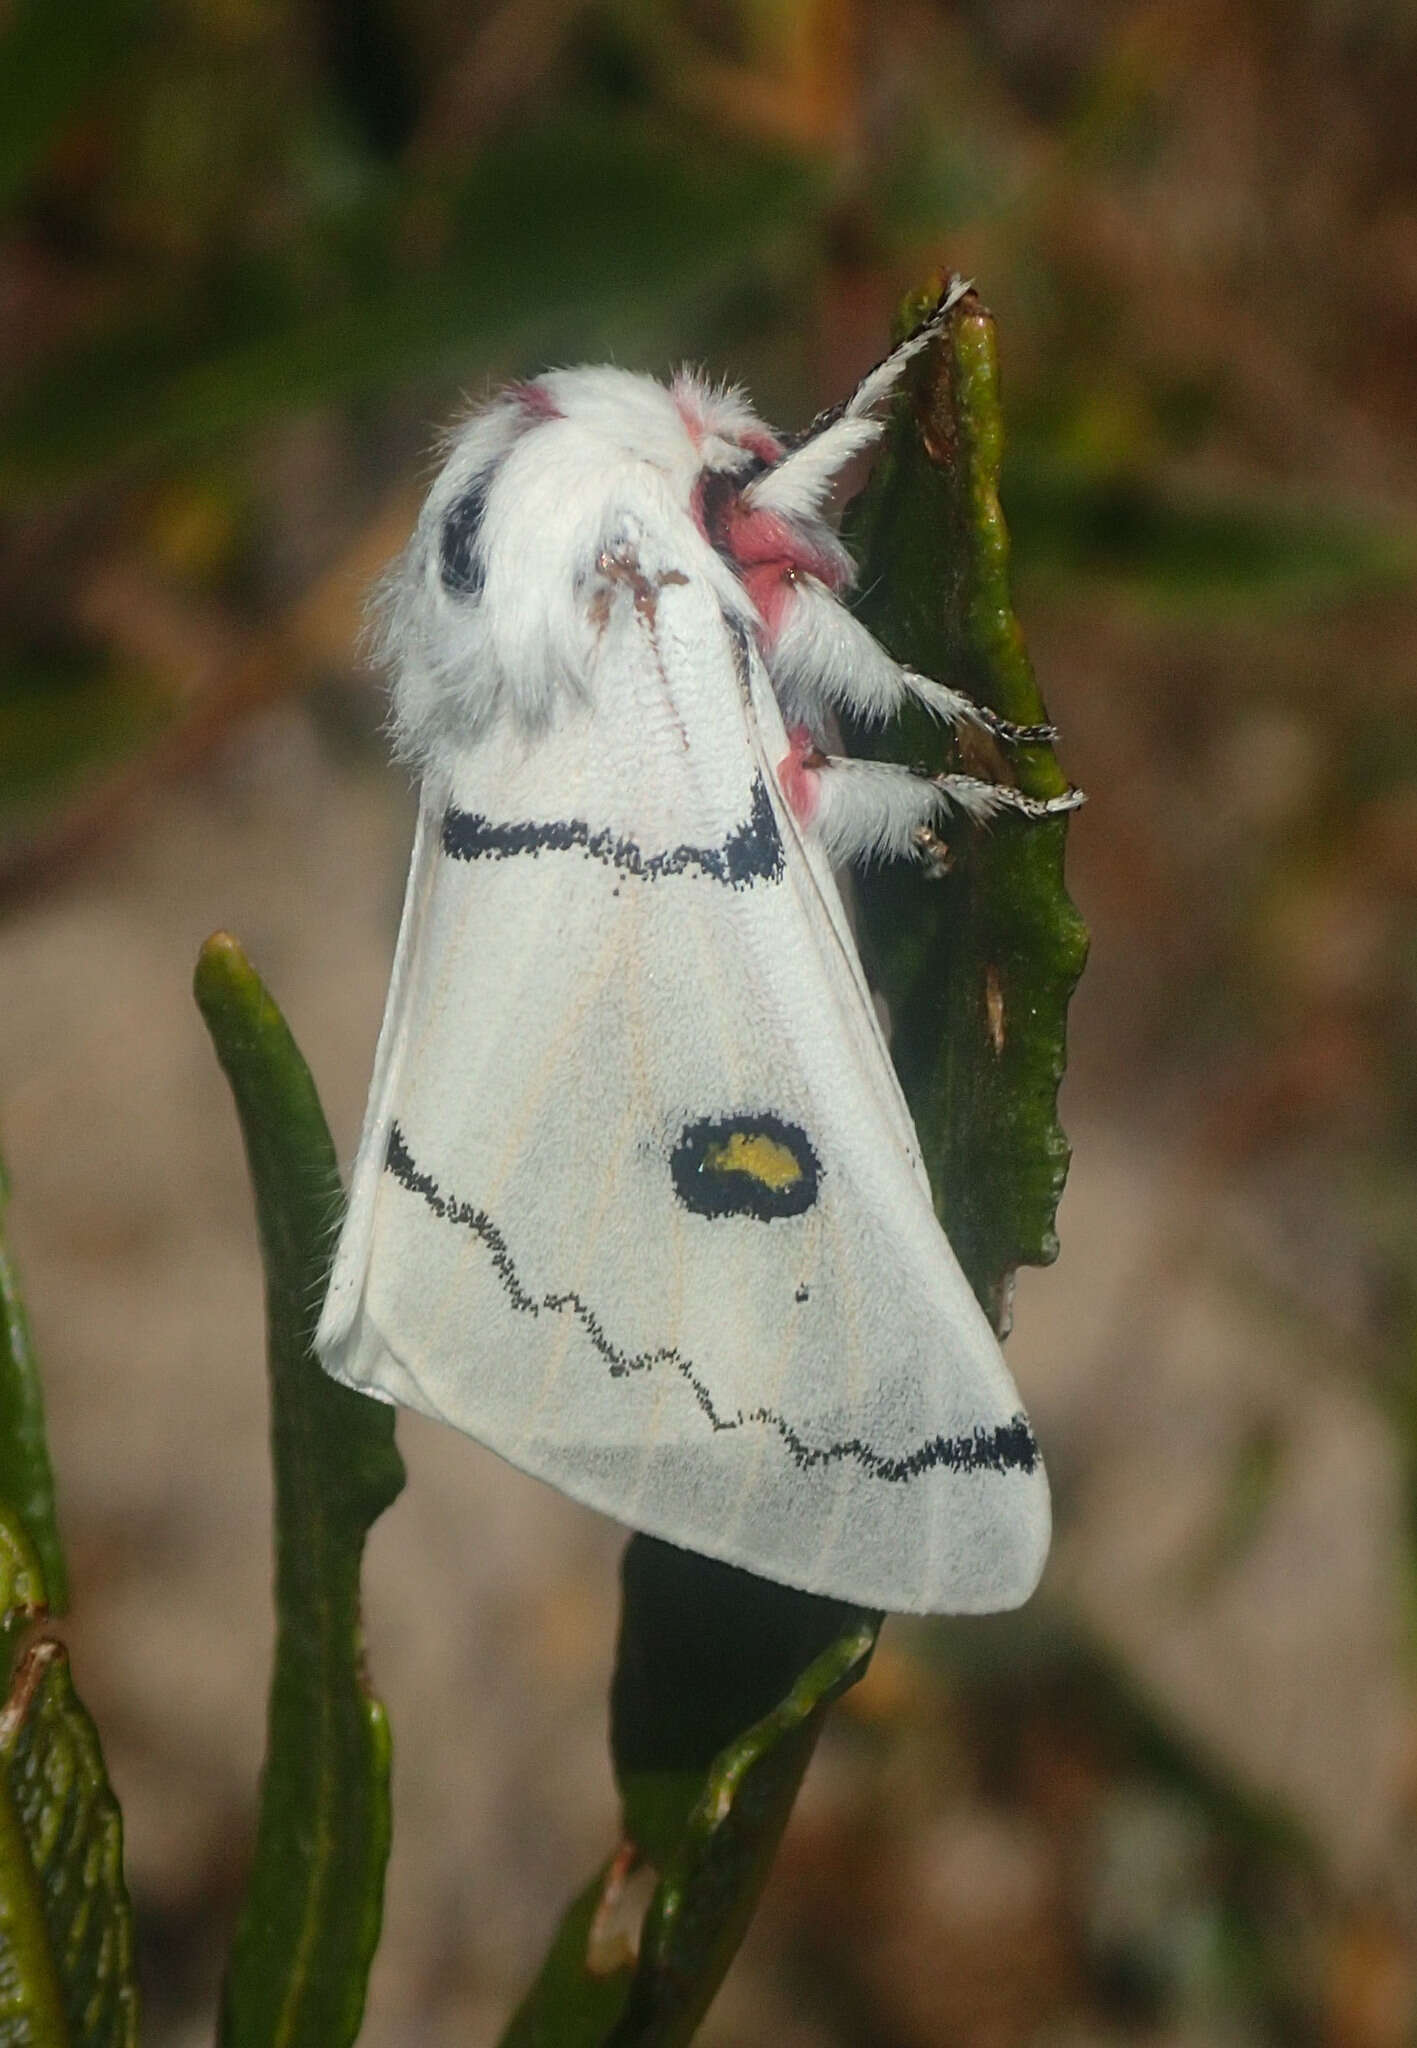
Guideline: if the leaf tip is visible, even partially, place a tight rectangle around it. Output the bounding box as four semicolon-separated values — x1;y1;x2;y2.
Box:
196;926;245;971
193;929;258;1017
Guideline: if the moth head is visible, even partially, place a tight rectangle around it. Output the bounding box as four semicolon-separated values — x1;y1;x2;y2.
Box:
378;296;955;768
381;367;785;764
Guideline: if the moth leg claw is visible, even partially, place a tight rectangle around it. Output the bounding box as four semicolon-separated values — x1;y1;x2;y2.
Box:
914;824;955;874
931;774;1087;824
968;703;1060;748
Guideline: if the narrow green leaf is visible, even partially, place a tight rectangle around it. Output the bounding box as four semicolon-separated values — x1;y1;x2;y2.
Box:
0;1147;67;1613
610;1544;868;1870
607;1607;877;2048
0;1507;46;1694
502;1550;876;2048
846;285;1089;1318
195;932;405;2048
0;1512;44;1635
0;1164;126;2041
0;1636;139;2048
505;282;1086;2048
499;1868;637;2048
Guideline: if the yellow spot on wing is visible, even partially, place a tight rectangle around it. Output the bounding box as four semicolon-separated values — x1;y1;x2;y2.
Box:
703;1130;804;1191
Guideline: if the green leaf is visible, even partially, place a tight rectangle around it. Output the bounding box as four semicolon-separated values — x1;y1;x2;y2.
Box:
609;1545;868;1869
195;932;405;2048
0;1146;67;1614
0;1506;47;1695
846;284;1089;1316
608;1594;877;2048
499;1867;638;2048
507;282;1086;2047
1004;455;1417;615
0;1151;128;2042
502;1547;876;2048
0;1636;139;2048
4;118;817;493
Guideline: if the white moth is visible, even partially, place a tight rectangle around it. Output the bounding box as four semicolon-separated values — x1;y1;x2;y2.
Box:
317;283;1081;1614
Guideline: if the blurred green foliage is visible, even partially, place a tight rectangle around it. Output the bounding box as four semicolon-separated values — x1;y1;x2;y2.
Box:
2;0;1412;850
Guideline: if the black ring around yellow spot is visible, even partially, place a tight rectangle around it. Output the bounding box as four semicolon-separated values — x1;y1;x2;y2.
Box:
670;1113;821;1222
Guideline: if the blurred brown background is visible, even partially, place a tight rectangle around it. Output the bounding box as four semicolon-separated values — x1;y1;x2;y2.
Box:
2;2;1416;2043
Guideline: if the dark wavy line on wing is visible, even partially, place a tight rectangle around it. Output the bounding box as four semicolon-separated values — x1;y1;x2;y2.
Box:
385;1123;1038;1483
441;770;784;886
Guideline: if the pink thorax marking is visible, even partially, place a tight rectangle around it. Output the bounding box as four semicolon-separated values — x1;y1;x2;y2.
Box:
778;724;826;825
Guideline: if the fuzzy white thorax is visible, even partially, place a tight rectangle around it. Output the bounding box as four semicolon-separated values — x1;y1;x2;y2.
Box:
381;367;772;768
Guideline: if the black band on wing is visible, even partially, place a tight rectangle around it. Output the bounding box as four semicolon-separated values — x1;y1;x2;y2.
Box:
383;1123;1039;1483
441;771;783;887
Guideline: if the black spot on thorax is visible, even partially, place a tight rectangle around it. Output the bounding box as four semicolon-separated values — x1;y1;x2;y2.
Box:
440;476;491;597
